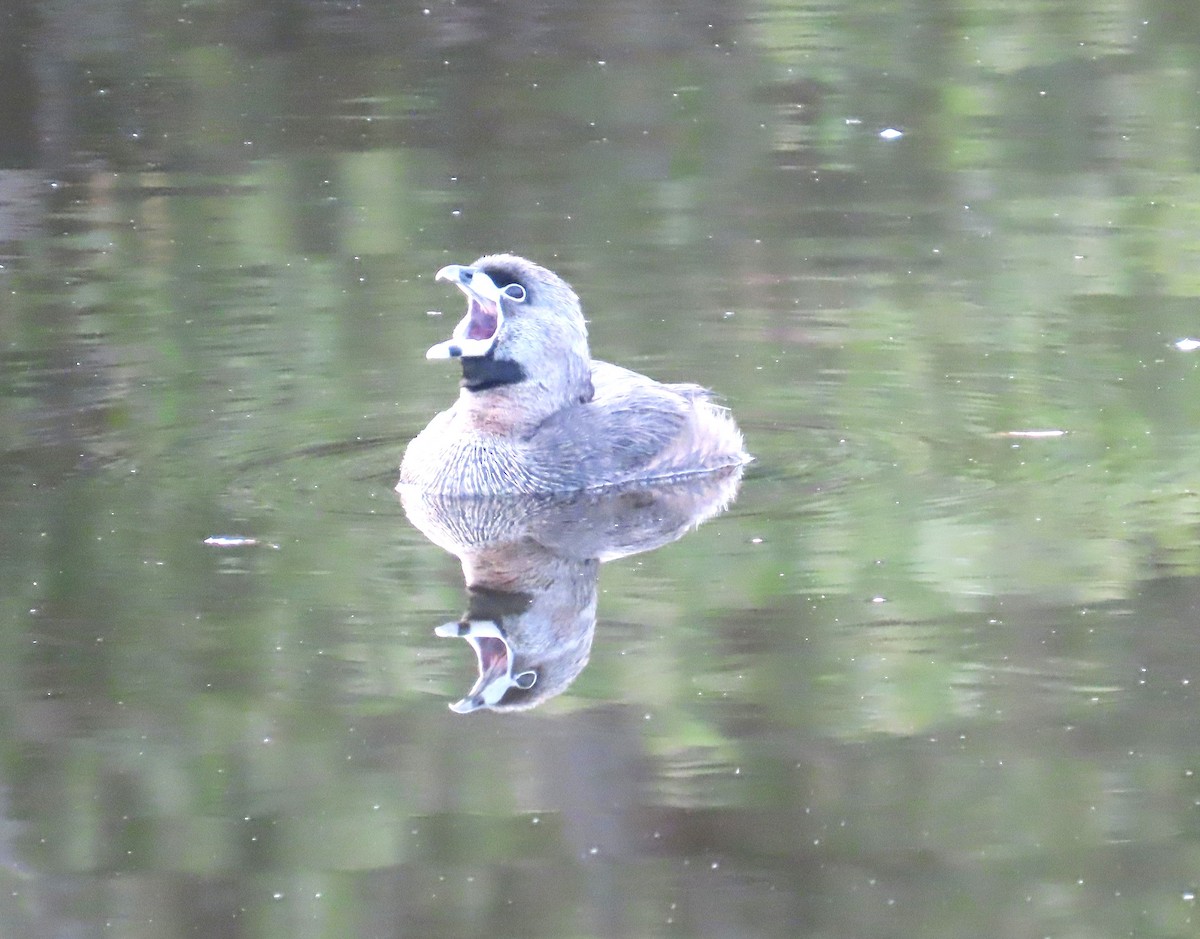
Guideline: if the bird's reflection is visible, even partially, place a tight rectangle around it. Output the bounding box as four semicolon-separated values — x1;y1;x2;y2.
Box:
400;467;743;712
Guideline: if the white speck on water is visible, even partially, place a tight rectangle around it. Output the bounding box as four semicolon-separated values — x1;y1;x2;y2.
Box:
204;535;258;547
879;127;904;140
1174;338;1200;351
996;429;1066;439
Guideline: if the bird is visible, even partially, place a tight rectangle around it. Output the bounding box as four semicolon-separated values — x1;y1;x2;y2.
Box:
397;253;749;496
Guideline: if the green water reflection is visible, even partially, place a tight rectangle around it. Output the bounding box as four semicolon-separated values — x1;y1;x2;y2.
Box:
2;1;1200;937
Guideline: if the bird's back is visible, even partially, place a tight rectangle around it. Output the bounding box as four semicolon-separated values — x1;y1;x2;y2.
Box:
524;360;748;489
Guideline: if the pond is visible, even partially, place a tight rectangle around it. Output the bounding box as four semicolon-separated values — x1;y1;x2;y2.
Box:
2;2;1200;937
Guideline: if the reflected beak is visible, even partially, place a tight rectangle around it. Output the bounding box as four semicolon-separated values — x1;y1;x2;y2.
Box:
435;618;536;713
426;265;505;360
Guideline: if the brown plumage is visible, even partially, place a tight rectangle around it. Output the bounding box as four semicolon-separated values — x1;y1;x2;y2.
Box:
398;254;749;496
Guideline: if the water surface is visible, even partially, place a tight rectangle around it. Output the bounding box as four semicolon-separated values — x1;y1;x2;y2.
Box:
2;2;1200;937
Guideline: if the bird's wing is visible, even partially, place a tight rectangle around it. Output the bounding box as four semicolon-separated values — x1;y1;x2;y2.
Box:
530;361;702;483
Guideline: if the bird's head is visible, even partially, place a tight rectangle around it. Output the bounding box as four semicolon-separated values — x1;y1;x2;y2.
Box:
426;254;594;429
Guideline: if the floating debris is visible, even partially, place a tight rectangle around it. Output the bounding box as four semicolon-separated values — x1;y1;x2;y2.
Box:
203;535;280;549
990;430;1067;439
879;127;904;141
1173;338;1200;352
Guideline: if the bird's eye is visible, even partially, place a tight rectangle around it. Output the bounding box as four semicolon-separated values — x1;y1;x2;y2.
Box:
502;283;527;302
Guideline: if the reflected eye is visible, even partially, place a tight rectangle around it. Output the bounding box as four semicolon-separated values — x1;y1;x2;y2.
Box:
502;283;527;302
514;670;537;689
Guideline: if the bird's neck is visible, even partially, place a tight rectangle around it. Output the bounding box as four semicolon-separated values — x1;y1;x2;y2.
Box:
457;369;592;437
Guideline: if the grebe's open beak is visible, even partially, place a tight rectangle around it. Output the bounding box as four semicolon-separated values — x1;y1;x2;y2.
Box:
434;618;537;714
426;265;505;360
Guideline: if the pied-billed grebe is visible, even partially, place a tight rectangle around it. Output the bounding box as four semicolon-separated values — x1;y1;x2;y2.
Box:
398;254;749;495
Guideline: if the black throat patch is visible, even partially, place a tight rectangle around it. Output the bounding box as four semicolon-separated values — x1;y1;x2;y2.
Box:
460;352;527;392
466;585;535;621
